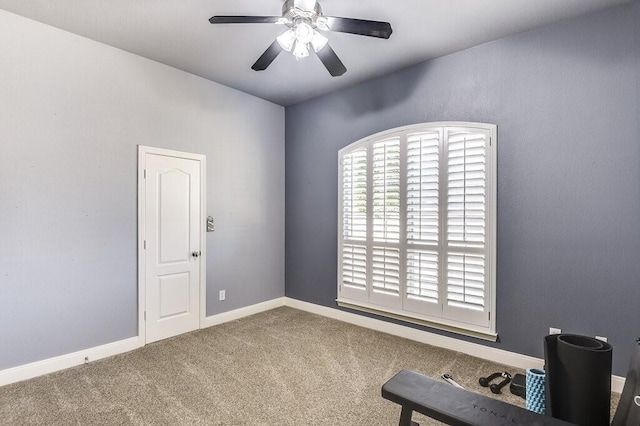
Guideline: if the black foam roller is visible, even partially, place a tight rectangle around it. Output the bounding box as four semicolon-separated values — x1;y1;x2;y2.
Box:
611;339;640;426
544;334;612;426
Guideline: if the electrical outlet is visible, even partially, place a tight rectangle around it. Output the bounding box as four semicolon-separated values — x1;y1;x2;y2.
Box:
219;290;226;301
549;327;561;335
595;336;608;343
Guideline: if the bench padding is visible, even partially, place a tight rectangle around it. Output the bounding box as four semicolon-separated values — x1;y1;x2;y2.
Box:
382;370;573;426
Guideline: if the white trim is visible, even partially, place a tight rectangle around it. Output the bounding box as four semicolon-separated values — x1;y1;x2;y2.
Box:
336;298;497;341
283;298;626;393
137;147;146;345
0;298;286;387
137;145;207;344
0;337;141;387
0;297;626;394
202;297;286;328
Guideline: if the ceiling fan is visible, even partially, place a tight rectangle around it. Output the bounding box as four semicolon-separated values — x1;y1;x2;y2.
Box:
209;0;392;77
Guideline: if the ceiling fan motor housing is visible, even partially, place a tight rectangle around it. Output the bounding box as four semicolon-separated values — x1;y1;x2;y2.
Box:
286;0;321;15
282;0;324;28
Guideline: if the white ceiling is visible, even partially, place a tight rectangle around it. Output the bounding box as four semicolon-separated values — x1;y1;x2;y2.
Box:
0;0;631;106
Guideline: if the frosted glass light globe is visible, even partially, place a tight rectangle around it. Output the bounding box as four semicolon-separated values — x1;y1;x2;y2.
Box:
294;22;314;44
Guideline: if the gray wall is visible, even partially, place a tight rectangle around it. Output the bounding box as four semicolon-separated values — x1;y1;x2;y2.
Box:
285;1;640;375
0;10;284;370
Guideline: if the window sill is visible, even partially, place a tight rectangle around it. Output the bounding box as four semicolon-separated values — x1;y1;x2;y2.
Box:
336;299;498;342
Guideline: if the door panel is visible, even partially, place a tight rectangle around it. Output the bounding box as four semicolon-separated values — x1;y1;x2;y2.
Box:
158;169;190;264
145;153;201;343
158;272;191;319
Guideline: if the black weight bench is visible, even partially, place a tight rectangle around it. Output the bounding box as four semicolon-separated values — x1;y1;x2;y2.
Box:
382;370;573;426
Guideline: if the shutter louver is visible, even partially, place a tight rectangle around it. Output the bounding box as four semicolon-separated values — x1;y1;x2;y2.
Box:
372;247;400;295
342;149;367;241
407;132;440;245
373;139;400;243
406;250;439;304
447;253;485;311
342;244;367;290
447;131;486;248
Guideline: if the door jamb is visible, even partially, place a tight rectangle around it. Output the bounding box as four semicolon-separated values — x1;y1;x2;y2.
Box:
137;145;207;346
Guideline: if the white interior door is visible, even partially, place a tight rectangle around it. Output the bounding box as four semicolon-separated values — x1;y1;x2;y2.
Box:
141;148;204;344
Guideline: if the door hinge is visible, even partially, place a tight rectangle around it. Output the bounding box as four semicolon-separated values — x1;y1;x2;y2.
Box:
143;240;146;249
143;169;146;179
488;312;491;321
144;311;146;321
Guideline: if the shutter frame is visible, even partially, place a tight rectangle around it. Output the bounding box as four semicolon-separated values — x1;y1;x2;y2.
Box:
442;127;493;328
338;122;497;336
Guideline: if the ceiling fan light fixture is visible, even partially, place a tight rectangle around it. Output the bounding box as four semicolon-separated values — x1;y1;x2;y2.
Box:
277;29;296;51
292;40;310;58
209;0;392;75
294;21;314;44
310;30;328;52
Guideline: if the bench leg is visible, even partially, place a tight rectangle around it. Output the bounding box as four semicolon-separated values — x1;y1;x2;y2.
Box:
398;406;419;426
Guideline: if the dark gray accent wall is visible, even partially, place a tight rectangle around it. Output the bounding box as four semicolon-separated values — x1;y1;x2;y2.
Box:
285;1;640;375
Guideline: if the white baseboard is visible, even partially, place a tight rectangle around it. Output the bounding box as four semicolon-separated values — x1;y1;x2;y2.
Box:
0;336;142;388
0;297;287;388
201;297;286;329
1;296;626;394
284;298;626;393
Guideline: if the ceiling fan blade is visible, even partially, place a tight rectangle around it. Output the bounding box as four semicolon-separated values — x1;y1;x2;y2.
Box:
209;16;282;24
324;17;392;39
251;40;284;71
315;44;347;77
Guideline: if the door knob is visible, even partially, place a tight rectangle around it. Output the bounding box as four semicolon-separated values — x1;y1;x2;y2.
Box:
192;251;201;258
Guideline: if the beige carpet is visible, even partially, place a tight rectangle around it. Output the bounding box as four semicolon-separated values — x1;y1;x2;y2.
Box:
0;307;619;425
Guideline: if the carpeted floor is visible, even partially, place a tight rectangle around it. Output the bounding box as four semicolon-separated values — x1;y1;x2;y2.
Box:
0;307;619;425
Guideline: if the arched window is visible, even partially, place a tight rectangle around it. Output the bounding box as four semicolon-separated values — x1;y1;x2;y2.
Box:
338;122;497;339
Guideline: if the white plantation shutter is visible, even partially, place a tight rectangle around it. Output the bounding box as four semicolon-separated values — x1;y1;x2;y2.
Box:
339;149;368;301
342;244;367;290
369;139;402;308
443;128;491;326
372;139;401;243
338;123;495;336
342;149;367;241
403;131;443;316
446;253;486;311
447;130;487;249
372;247;400;295
406;250;439;304
406;132;440;245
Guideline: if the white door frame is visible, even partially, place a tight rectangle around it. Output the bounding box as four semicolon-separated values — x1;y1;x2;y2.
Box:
137;145;207;345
